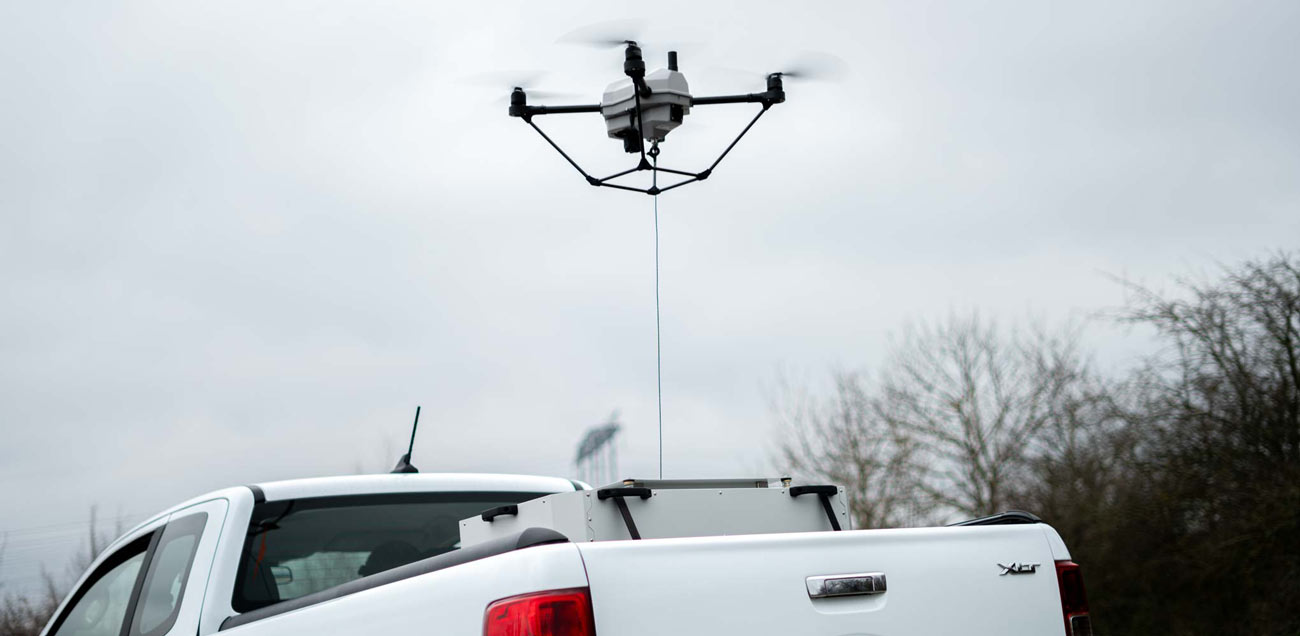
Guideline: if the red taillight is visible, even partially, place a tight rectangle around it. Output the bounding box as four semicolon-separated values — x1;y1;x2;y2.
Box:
1055;561;1092;636
484;587;596;636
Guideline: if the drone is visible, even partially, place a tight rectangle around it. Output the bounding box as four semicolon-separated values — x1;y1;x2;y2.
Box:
507;41;790;196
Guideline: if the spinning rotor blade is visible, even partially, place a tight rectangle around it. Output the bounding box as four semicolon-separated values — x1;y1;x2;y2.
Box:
773;51;848;81
703;50;848;86
495;89;585;105
458;70;549;89
514;89;584;101
557;18;646;47
459;71;584;105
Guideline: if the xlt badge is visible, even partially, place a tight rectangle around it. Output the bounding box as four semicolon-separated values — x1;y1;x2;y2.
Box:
998;562;1040;575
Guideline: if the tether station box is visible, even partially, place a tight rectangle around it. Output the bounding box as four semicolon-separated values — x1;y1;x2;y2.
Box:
459;478;850;547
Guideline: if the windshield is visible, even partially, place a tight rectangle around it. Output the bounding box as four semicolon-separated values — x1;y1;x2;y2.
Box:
231;492;545;612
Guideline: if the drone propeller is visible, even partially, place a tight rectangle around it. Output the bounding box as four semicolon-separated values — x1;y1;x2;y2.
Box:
458;71;583;105
556;18;646;48
458;69;549;89
704;50;848;87
491;86;586;108
501;88;583;103
770;51;848;82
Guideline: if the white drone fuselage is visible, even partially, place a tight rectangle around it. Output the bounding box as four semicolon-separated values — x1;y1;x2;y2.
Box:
601;68;692;143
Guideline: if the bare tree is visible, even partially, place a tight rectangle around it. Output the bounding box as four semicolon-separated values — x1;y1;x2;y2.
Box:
773;369;926;528
0;507;121;636
874;314;1096;519
1;528;49;636
768;253;1300;636
67;506;112;577
1106;253;1300;634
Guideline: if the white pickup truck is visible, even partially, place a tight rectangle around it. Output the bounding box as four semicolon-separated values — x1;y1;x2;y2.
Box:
39;473;1092;636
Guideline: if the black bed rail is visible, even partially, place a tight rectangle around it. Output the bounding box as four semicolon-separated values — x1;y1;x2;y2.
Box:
947;510;1043;527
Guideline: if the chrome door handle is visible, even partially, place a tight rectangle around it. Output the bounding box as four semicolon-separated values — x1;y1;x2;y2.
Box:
806;572;887;599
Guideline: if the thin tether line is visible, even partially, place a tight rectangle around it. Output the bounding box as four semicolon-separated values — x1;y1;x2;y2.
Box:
654;193;663;480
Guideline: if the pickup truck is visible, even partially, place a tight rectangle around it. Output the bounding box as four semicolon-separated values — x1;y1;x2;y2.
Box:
39;472;1092;636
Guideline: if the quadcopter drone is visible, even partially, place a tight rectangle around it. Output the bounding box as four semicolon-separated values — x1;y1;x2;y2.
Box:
507;41;789;196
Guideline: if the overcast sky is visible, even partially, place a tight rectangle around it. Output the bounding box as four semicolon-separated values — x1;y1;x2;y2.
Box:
2;0;1298;594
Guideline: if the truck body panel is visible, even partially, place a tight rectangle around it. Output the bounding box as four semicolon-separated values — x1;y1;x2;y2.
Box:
576;525;1065;636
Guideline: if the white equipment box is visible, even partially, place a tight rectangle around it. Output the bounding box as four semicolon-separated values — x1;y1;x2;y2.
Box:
459;478;850;547
601;68;692;142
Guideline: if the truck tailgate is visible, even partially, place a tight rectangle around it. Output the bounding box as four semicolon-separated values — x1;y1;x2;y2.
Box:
575;524;1065;636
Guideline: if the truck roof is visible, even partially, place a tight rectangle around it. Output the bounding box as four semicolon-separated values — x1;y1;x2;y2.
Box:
251;473;582;501
115;473;582;550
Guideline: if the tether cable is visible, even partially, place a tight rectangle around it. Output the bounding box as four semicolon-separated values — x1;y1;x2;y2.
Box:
654;190;663;479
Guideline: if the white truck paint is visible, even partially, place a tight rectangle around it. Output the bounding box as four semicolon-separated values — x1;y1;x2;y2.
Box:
39;473;1090;636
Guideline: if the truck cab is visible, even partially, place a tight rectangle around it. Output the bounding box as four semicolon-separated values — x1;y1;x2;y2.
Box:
41;474;576;636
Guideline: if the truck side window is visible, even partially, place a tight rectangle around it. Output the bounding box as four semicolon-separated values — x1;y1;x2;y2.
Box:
50;536;150;636
130;512;208;636
231;492;544;612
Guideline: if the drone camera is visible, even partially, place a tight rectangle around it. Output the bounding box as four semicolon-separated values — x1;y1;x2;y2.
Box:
622;134;643;154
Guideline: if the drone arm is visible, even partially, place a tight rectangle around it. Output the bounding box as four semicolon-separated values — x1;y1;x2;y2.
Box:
704;103;770;171
691;90;786;107
691;93;772;106
524;119;599;185
692;75;786;107
512;103;602;118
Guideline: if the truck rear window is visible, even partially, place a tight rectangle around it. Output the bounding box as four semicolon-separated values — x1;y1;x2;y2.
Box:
231;492;544;613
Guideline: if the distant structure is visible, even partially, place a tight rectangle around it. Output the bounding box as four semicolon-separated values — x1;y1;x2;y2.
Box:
574;412;621;487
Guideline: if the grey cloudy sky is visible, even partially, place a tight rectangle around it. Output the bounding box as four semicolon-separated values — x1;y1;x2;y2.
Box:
2;0;1298;593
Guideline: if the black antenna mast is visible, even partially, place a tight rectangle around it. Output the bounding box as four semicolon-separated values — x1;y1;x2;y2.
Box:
390;406;421;474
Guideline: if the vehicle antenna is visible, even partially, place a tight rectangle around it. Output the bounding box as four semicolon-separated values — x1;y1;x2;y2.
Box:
390;406;421;474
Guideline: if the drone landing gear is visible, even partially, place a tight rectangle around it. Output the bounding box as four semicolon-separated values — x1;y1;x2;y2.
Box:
517;101;774;196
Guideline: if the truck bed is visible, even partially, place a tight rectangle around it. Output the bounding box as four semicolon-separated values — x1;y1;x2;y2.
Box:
577;524;1069;635
218;523;1071;636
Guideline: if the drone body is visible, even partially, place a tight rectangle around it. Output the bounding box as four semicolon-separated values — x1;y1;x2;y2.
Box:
602;65;691;149
507;41;787;195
